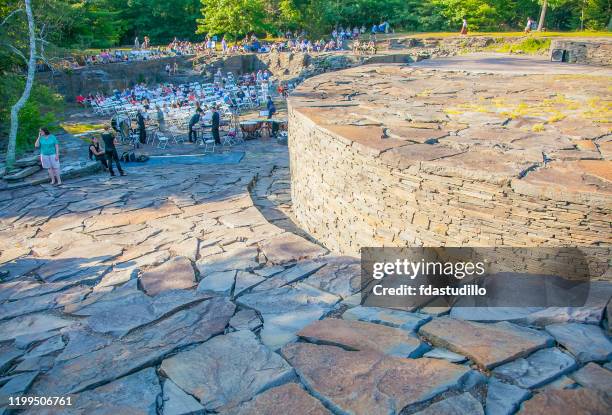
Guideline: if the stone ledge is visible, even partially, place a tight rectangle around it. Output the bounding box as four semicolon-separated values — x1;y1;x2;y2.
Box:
288;63;612;253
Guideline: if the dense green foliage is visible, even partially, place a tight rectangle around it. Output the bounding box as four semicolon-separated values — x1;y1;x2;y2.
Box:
2;0;609;51
0;75;64;153
196;0;610;39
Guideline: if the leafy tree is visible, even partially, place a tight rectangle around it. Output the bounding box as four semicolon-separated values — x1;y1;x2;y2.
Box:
582;0;612;29
0;74;64;154
197;0;270;39
124;0;201;44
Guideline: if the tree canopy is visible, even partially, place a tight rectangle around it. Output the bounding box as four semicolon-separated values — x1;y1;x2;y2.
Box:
2;0;609;52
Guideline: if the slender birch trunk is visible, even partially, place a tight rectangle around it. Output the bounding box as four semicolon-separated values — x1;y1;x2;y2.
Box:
6;0;36;169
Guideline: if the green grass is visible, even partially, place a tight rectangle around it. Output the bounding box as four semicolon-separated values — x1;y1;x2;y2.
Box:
392;31;611;39
61;122;105;136
491;37;552;54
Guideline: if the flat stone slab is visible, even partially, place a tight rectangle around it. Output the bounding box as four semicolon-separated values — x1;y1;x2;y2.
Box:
419;317;553;369
518;388;612;414
569;362;612;394
55;329;112;363
545;323;612;363
196;246;259;275
29;298;234;395
237;283;340;350
493;348;577;389
0;345;22;373
259;233;327;264
139;256;196;295
13;155;39;168
160;330;295;412
451;282;612;326
229;308;262;331
162;379;205;415
3;165;41;181
0;285;90;321
49;368;161;415
25;335;66;358
415;392;484;415
0;371;39;406
168;237;199;261
302;256;361;299
14;330;60;350
69;284;211;337
450;307;545;324
486;378;531;415
342;306;431;331
380;144;463;170
219;206;268;228
298;318;427;358
282;342;470;415
14;355;55;373
423;348;467;363
233;271;266;297
35;242;122;283
225;383;331;415
197;270;236;295
252;261;325;292
0;279;74;302
0;314;72;343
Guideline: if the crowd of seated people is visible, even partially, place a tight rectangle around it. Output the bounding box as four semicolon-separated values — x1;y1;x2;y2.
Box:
80;69;274;117
61;23;391;72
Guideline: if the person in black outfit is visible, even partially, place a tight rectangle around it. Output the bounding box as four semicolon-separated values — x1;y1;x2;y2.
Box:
266;96;276;118
211;106;221;144
101;126;126;177
188;108;203;142
88;136;109;170
136;110;146;144
266;96;279;138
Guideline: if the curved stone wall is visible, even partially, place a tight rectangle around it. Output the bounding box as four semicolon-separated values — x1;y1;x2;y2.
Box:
288;64;611;257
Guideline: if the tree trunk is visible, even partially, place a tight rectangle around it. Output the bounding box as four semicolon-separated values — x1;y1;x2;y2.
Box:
6;0;36;169
537;0;548;31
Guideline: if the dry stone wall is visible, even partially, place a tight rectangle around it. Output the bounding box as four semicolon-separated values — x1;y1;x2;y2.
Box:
288;65;611;261
38;56;196;97
550;39;612;66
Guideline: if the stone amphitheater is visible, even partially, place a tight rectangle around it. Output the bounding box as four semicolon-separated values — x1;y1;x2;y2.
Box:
1;50;611;414
288;60;612;257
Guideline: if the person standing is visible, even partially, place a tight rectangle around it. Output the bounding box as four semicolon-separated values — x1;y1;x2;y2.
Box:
101;126;126;177
266;97;278;138
222;36;228;54
266;96;276;118
156;105;165;131
524;17;534;33
136;109;146;144
188;107;203;142
460;18;468;35
211;106;221;144
35;127;62;185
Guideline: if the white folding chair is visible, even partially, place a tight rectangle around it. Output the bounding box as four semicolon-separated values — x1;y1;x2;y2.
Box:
157;135;170;149
203;139;216;153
